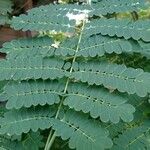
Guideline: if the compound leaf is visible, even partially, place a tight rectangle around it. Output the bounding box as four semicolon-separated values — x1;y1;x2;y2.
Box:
0;57;69;81
90;0;147;16
71;61;150;97
84;18;150;42
64;83;135;123
0;36;55;59
3;80;64;109
11;4;90;32
52;110;113;150
0;106;55;135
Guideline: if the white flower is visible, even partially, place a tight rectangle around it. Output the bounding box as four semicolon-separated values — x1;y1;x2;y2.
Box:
51;41;60;48
66;10;90;25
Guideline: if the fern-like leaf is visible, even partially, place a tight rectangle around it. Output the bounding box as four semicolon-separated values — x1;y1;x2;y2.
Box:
84;18;150;42
52;110;113;150
64;83;135;123
57;35;133;57
11;4;90;32
0;36;54;59
0;57;69;81
78;34;133;56
90;0;147;16
0;106;56;135
71;61;150;97
3;80;64;109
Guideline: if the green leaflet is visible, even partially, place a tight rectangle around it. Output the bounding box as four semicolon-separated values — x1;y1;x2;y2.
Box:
0;106;56;135
0;36;76;58
10;4;90;32
90;0;147;16
52;110;113;150
3;80;64;109
0;57;70;81
64;83;135;123
0;36;55;59
78;34;133;56
57;35;133;57
71;61;150;97
84;18;150;42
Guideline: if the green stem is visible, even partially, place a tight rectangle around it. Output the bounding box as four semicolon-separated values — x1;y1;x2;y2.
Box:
46;132;57;150
44;21;85;150
44;129;53;150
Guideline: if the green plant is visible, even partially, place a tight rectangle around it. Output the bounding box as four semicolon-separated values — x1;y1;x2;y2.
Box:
0;0;150;150
0;0;13;25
